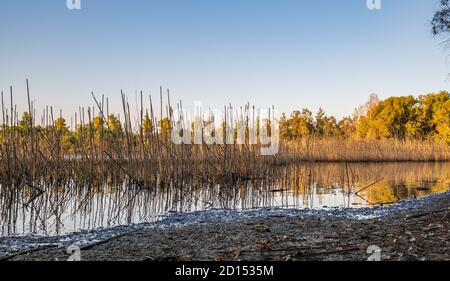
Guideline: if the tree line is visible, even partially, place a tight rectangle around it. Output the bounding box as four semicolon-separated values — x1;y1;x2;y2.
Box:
5;91;450;149
280;91;450;143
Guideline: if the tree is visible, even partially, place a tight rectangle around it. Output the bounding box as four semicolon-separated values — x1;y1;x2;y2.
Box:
411;92;449;137
55;117;68;133
108;114;123;137
322;115;339;137
354;94;381;139
279;113;289;139
259;91;449;142
355;94;380;118
19;112;32;134
92;116;104;131
314;108;340;137
91;116;104;140
430;92;450;143
353;92;450;141
288;109;314;139
369;96;417;139
54;117;75;151
158;117;171;137
314;108;326;136
432;0;450;36
434;99;450;143
142;112;154;135
338;116;356;138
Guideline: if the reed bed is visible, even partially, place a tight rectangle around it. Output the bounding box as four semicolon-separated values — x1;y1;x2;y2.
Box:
0;82;449;191
277;138;450;163
0;84;277;193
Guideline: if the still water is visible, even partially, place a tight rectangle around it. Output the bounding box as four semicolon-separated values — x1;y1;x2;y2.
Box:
1;162;448;236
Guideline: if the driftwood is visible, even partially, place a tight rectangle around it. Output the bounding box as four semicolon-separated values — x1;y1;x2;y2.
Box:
0;230;138;262
406;207;449;220
79;232;132;251
294;246;361;257
0;245;59;261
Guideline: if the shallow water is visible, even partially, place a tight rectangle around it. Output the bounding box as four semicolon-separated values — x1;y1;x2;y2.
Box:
0;162;449;236
1;190;448;259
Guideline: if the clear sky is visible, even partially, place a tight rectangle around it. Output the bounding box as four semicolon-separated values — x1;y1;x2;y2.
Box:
1;0;449;120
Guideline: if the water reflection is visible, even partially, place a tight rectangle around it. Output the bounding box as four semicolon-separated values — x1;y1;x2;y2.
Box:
0;162;448;236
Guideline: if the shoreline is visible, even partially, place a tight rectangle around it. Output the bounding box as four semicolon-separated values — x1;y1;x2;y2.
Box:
1;191;448;261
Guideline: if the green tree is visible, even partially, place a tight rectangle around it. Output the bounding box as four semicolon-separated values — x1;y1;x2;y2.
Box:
314;108;326;136
54;117;76;151
19;112;32;134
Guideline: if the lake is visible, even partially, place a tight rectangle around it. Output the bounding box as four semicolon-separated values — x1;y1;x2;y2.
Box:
1;162;448;236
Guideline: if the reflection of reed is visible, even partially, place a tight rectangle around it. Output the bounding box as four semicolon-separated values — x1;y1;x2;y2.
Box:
1;162;448;236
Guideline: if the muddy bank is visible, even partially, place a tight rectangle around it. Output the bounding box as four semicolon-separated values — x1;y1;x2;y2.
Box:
2;191;449;261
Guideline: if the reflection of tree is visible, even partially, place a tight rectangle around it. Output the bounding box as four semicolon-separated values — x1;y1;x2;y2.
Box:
1;162;449;236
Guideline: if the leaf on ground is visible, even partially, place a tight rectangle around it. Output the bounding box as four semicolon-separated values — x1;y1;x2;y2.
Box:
234;246;241;258
272;235;289;242
253;224;270;232
258;239;271;251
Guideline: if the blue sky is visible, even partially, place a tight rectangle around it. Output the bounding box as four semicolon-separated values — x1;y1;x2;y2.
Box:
0;0;449;120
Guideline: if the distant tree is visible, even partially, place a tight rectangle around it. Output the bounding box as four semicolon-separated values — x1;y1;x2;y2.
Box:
355;93;380;118
19;112;32;134
370;96;417;139
159;117;172;137
430;91;450;143
434;99;450;143
142;112;154;135
279;113;289;139
338;116;357;138
314;108;326;136
354;94;381;139
91;116;105;140
354;95;417;139
260;91;449;143
412;92;449;137
288;109;314;139
352;92;450;141
54;117;76;151
92;116;104;131
107;114;123;138
54;117;68;133
314;108;340;137
322;115;339;137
